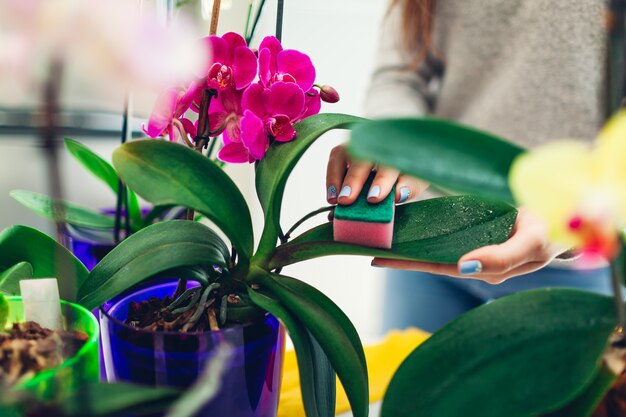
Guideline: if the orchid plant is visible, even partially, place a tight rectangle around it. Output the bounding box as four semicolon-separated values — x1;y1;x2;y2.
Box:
0;32;520;417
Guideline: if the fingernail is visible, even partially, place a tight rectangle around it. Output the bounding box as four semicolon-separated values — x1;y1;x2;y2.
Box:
398;186;411;203
327;185;337;200
367;185;381;200
338;185;351;199
459;260;483;275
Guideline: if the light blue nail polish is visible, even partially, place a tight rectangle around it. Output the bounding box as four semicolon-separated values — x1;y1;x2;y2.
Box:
367;185;381;199
459;260;483;275
338;185;351;199
398;186;411;203
327;185;337;200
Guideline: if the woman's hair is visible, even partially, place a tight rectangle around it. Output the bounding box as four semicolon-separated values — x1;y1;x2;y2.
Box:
389;0;437;64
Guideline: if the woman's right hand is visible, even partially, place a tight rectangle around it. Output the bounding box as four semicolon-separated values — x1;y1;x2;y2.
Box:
326;144;429;205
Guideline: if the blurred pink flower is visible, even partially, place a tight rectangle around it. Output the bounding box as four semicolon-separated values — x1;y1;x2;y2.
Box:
142;85;197;143
258;36;316;92
201;32;257;91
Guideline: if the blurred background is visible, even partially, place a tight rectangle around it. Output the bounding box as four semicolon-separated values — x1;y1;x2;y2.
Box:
0;0;389;338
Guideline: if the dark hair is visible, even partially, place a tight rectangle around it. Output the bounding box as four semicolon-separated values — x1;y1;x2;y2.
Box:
388;0;437;64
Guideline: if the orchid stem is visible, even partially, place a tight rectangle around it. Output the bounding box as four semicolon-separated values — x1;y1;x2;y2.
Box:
245;0;266;44
210;0;221;36
276;0;284;42
281;206;333;244
114;94;132;243
611;255;626;332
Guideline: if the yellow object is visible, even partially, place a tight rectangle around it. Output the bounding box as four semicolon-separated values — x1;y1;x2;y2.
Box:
278;328;430;417
509;110;626;258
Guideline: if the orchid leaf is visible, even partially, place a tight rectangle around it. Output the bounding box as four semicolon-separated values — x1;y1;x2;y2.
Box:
270;195;517;269
247;287;337;417
255;273;368;417
541;364;616;417
10;190;115;229
113;140;253;268
78;220;229;310
348;118;523;202
64;138;144;230
0;293;8;330
62;382;180;417
381;289;616;417
254;113;363;261
0;262;33;296
0;226;88;301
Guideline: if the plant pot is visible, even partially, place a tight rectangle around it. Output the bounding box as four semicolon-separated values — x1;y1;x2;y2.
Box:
100;279;285;417
8;296;100;400
65;224;118;271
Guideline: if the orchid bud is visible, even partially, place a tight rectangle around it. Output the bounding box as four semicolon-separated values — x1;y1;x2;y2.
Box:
319;85;340;103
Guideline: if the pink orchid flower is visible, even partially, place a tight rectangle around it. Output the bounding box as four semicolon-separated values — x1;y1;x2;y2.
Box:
208;88;244;143
258;36;316;92
142;83;197;143
218;135;255;164
201;32;257;91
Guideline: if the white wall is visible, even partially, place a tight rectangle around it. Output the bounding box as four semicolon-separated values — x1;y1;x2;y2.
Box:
0;0;390;338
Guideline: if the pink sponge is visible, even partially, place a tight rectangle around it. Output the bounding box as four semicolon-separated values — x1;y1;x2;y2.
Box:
333;175;395;249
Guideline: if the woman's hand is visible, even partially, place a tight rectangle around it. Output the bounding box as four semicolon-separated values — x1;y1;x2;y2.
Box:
326;144;428;205
371;208;566;284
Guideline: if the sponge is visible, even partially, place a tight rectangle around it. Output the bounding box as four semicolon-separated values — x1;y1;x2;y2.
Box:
333;173;395;249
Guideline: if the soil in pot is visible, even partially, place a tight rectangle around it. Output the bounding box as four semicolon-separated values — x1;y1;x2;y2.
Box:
0;321;88;387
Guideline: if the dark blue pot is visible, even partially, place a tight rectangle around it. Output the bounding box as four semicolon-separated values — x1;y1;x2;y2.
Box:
100;280;285;417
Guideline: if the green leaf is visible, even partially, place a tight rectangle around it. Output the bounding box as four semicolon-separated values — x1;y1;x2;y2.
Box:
0;262;33;296
0;293;8;330
381;289;616;417
78;220;230;310
65;138;143;230
10;190;115;229
65;138;119;192
0;226;88;301
541;364;616;417
113;140;253;267
270;195;517;269
247;287;337;417
254;113;363;261
256;273;368;417
62;382;180;417
348;118;523;202
165;344;232;417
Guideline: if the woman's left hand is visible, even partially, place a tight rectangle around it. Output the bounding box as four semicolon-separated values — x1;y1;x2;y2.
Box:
371;208;567;284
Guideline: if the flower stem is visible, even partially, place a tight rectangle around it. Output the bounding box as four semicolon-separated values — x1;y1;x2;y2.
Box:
245;0;266;44
276;0;284;42
114;94;132;243
611;256;626;332
281;206;333;244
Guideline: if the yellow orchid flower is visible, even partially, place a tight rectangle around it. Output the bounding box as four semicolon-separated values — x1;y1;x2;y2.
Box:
509;110;626;261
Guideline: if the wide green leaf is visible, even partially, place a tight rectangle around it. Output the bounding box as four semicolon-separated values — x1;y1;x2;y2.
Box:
0;293;8;330
78;220;230;310
247;287;337;417
10;190;115;229
0;262;33;296
381;289;616;417
113;140;253;267
348;118;523;202
0;226;88;301
270;195;516;269
256;273;368;417
541;364;616;417
65;138;143;230
62;382;180;417
254;113;363;261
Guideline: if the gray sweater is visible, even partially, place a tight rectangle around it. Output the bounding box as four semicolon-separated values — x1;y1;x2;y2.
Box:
365;0;608;147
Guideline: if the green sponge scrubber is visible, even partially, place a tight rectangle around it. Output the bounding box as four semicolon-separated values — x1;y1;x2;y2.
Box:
333;172;395;248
